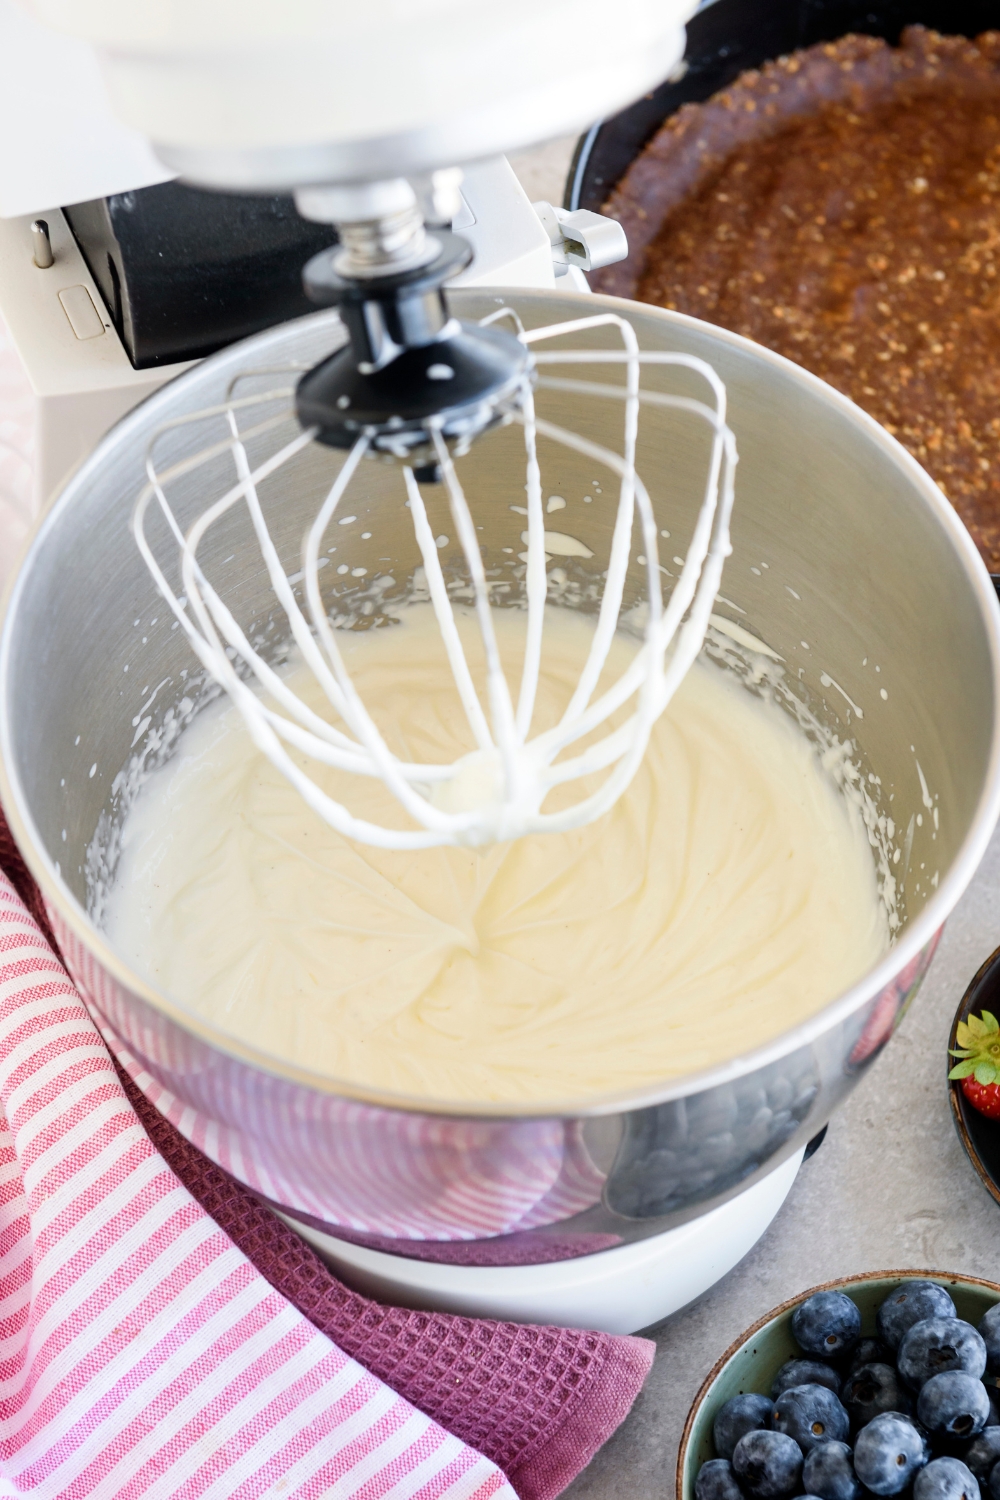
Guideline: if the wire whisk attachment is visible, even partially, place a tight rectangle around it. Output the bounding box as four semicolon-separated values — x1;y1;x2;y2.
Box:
133;312;737;849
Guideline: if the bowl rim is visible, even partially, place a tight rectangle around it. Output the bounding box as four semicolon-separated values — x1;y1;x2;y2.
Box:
675;1268;1000;1500
949;945;1000;1210
3;291;1000;1118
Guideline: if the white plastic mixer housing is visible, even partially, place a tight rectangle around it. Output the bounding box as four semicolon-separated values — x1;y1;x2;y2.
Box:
24;0;696;188
0;155;589;513
0;0;814;1332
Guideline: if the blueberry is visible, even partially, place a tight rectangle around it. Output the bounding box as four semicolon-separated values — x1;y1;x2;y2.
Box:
774;1386;850;1454
844;1339;894;1377
980;1306;1000;1375
913;1457;979;1500
916;1372;991;1438
841;1364;913;1430
697;1458;745;1500
774;1362;843;1400
959;1426;1000;1481
853;1412;930;1495
898;1321;988;1391
715;1394;776;1460
877;1285;959;1354
990;1460;1000;1500
793;1293;862;1359
733;1430;804;1499
802;1440;862;1500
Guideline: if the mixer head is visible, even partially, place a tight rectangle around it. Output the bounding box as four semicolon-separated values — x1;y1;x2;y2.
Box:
25;1;698;197
17;0;699;488
133;304;737;850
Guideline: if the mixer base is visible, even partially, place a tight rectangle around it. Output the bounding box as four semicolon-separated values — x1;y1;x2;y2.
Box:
278;1148;803;1334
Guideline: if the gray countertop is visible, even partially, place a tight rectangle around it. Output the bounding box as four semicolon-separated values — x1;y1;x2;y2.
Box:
564;820;1000;1497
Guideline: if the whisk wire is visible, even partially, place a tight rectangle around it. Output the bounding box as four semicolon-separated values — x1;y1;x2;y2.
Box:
431;427;522;784
515;378;547;743
401;467;493;752
530;315;650;732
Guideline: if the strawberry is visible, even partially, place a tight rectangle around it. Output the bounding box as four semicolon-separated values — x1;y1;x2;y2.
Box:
949;1010;1000;1118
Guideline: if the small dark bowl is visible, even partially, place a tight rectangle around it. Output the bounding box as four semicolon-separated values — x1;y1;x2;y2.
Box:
949;945;1000;1207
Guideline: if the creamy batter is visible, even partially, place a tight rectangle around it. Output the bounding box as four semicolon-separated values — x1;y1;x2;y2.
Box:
105;605;890;1106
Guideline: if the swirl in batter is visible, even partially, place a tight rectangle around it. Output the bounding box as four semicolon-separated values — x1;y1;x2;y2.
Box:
105;605;889;1106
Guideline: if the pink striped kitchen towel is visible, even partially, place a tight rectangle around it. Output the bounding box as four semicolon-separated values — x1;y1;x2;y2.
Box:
0;838;654;1500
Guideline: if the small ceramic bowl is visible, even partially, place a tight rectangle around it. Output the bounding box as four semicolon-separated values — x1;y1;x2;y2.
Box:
675;1271;1000;1500
949;945;1000;1208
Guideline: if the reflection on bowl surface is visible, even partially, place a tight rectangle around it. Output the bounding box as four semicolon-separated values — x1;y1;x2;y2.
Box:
676;1272;1000;1500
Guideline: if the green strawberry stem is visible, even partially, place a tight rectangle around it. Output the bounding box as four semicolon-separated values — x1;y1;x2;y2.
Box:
950;1009;1000;1085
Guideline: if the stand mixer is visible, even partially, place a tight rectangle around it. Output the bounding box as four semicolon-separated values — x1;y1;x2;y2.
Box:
2;0;1000;1334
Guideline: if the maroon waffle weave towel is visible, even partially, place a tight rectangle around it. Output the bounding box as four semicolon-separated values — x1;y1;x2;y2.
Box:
0;810;653;1500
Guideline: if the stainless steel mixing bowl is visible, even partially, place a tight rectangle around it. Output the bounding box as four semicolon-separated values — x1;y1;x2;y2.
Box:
1;287;998;1266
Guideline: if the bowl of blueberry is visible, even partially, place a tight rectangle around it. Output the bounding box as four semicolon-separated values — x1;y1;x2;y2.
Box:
678;1273;1000;1500
949;948;1000;1207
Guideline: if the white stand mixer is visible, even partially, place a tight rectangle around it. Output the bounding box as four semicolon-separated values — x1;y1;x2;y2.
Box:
0;0;810;1332
285;1156;803;1334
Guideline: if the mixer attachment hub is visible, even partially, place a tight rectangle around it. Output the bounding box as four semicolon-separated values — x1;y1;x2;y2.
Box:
296;324;531;462
298;230;531;464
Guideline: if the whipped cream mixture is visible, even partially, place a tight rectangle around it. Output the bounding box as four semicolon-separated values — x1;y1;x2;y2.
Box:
105;605;890;1106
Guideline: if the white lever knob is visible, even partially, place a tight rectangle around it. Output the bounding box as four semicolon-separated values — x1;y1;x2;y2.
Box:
532;201;628;274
